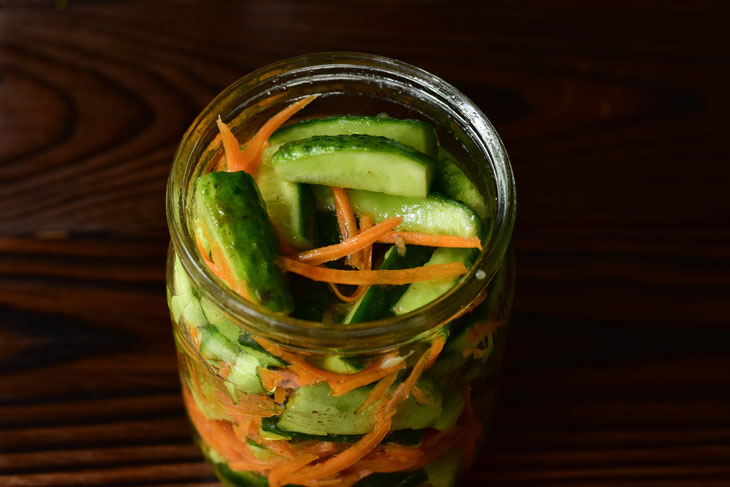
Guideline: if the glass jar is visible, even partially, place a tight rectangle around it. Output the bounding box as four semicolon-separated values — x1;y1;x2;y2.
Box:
166;52;515;487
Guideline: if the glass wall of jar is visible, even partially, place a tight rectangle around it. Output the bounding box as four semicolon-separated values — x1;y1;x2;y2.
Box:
166;53;516;487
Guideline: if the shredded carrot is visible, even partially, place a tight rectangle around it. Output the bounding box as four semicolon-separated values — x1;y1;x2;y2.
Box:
332;187;362;269
257;367;284;392
423;335;445;370
411;385;430;405
273;387;288;405
359;214;374;271
216;117;246;172
355;372;397;415
378;232;483;250
279;258;468;285
294;217;401;266
268;453;319;487
329;282;368;303
218;95;318;175
216;388;281;419
254;339;406;397
462;320;506;359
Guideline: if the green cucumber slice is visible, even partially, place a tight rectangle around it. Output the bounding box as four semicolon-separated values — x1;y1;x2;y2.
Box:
194;171;294;313
391;377;443;430
344;245;433;324
255;156;316;251
313;187;483;238
199;296;240;343
392;248;479;316
320;355;365;374
434;147;489;220
226;354;264;395
237;334;286;368
199;325;241;365
273;134;435;198
269;115;438;158
432;385;465;431
424;448;462;487
276;382;375;435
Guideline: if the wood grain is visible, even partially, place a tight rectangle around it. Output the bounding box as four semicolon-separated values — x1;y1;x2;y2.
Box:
1;0;729;485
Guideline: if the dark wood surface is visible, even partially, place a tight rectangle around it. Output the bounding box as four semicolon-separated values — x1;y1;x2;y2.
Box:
2;1;729;485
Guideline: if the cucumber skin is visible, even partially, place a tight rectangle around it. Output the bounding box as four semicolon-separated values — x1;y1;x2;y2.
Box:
272;134;435;198
270;115;439;158
194;171;293;314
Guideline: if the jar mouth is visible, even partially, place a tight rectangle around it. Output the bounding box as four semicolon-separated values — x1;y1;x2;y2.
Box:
167;52;515;354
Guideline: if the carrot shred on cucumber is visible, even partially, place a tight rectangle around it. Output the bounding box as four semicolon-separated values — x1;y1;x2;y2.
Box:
218;95;318;175
294;217;401;266
254;339;405;396
424;334;445;370
377;232;483;250
411;385;430;405
355;372;397;415
280;341;443;486
332;187;362;269
279;257;468;285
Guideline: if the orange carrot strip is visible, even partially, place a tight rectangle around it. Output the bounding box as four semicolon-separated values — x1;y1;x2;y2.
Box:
424;335;445;371
239;95;318;175
411;385;430;405
279;257;468;285
377;232;483;250
294;217;401;266
355;372;397;415
218;95;318;175
268;453;319;487
216;117;246;172
329;282;368;303
332;187;361;269
257;366;284;392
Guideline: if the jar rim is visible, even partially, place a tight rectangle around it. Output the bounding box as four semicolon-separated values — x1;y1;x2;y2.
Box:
167;52;515;353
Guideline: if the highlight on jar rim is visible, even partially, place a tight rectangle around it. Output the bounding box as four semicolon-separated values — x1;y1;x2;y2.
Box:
166;52;515;487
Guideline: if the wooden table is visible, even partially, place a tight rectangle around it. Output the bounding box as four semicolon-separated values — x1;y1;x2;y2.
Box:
2;1;729;485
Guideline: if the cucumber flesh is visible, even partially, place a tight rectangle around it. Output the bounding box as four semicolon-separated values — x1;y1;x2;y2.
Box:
273;134;435;198
269;115;438;158
344;245;433;324
255;155;316;251
226;354;264;395
434;147;489;220
194;171;294;313
314;187;483;238
276;382;376;436
199;325;241;365
237;334;286;368
392;248;479;316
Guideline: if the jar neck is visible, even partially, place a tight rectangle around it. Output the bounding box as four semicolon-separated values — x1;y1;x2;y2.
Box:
167;52;515;354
